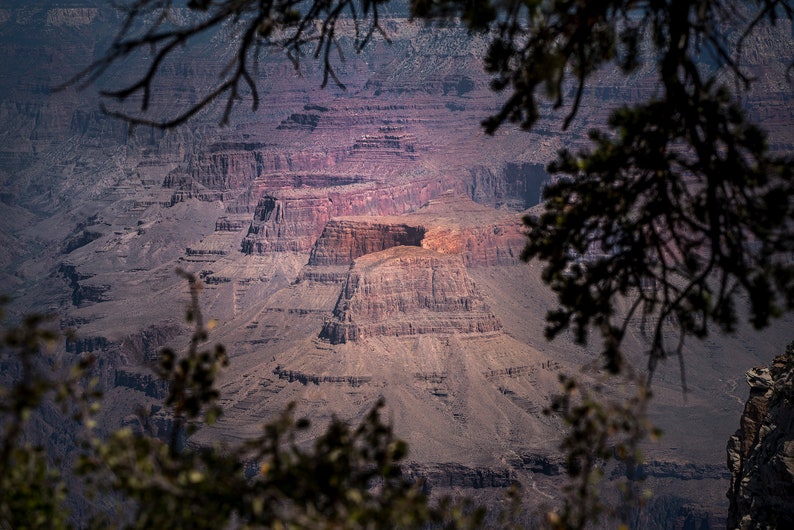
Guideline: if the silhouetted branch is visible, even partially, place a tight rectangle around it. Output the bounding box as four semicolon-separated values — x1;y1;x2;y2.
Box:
58;0;393;128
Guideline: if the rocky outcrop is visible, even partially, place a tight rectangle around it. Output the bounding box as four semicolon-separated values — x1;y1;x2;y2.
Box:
65;335;109;355
118;324;185;363
59;262;110;306
613;460;730;481
45;8;98;27
298;195;526;281
62;230;103;254
160;141;361;212
114;369;169;400
421;222;524;268
272;366;372;387
319;246;502;344
307;219;426;267
637;497;723;530
411;195;527;267
469;162;550;210
277;111;324;131
403;463;517;491
513;452;564;476
727;343;794;529
345;131;419;163
214;216;248;232
241;176;465;253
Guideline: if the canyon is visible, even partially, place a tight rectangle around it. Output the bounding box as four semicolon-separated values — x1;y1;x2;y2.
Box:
1;2;793;527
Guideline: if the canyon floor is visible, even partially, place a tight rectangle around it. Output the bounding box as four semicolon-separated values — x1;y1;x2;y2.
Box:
1;3;793;527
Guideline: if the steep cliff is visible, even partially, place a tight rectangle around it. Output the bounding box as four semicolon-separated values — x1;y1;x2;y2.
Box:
300;194;526;276
468;162;549;210
241;176;466;253
307;219;426;267
319;246;502;344
727;342;794;529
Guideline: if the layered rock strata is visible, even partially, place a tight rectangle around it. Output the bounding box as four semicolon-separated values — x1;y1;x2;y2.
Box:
3;5;793;526
727;344;794;529
241;176;466;253
319;246;502;344
469;162;550;210
307;220;426;267
298;195;527;285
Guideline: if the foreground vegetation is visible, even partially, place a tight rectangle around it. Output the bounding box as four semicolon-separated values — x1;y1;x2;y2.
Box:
1;277;506;529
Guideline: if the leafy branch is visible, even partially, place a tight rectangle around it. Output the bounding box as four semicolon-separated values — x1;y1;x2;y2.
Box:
524;78;794;379
0;305;99;530
544;369;658;530
155;269;228;455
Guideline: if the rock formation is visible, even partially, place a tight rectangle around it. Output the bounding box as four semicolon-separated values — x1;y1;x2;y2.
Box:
1;3;793;527
240;176;468;253
319;246;502;344
727;343;794;529
307;219;426;268
301;194;527;277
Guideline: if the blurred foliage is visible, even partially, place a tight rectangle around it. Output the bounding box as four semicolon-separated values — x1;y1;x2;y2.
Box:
0;303;99;530
0;278;489;529
543;369;659;530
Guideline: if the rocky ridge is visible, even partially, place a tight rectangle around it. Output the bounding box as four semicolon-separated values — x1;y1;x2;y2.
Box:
727;343;794;529
241;174;467;253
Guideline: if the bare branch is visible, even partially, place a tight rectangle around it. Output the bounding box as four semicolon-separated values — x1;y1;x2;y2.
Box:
59;0;392;128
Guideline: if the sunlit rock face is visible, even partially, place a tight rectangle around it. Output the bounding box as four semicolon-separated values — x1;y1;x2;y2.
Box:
1;2;794;526
307;219;426;267
240;174;466;253
302;195;527;271
319;246;502;344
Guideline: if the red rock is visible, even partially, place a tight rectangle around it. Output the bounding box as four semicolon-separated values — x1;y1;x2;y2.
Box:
307;219;426;267
301;195;527;272
241;176;467;253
